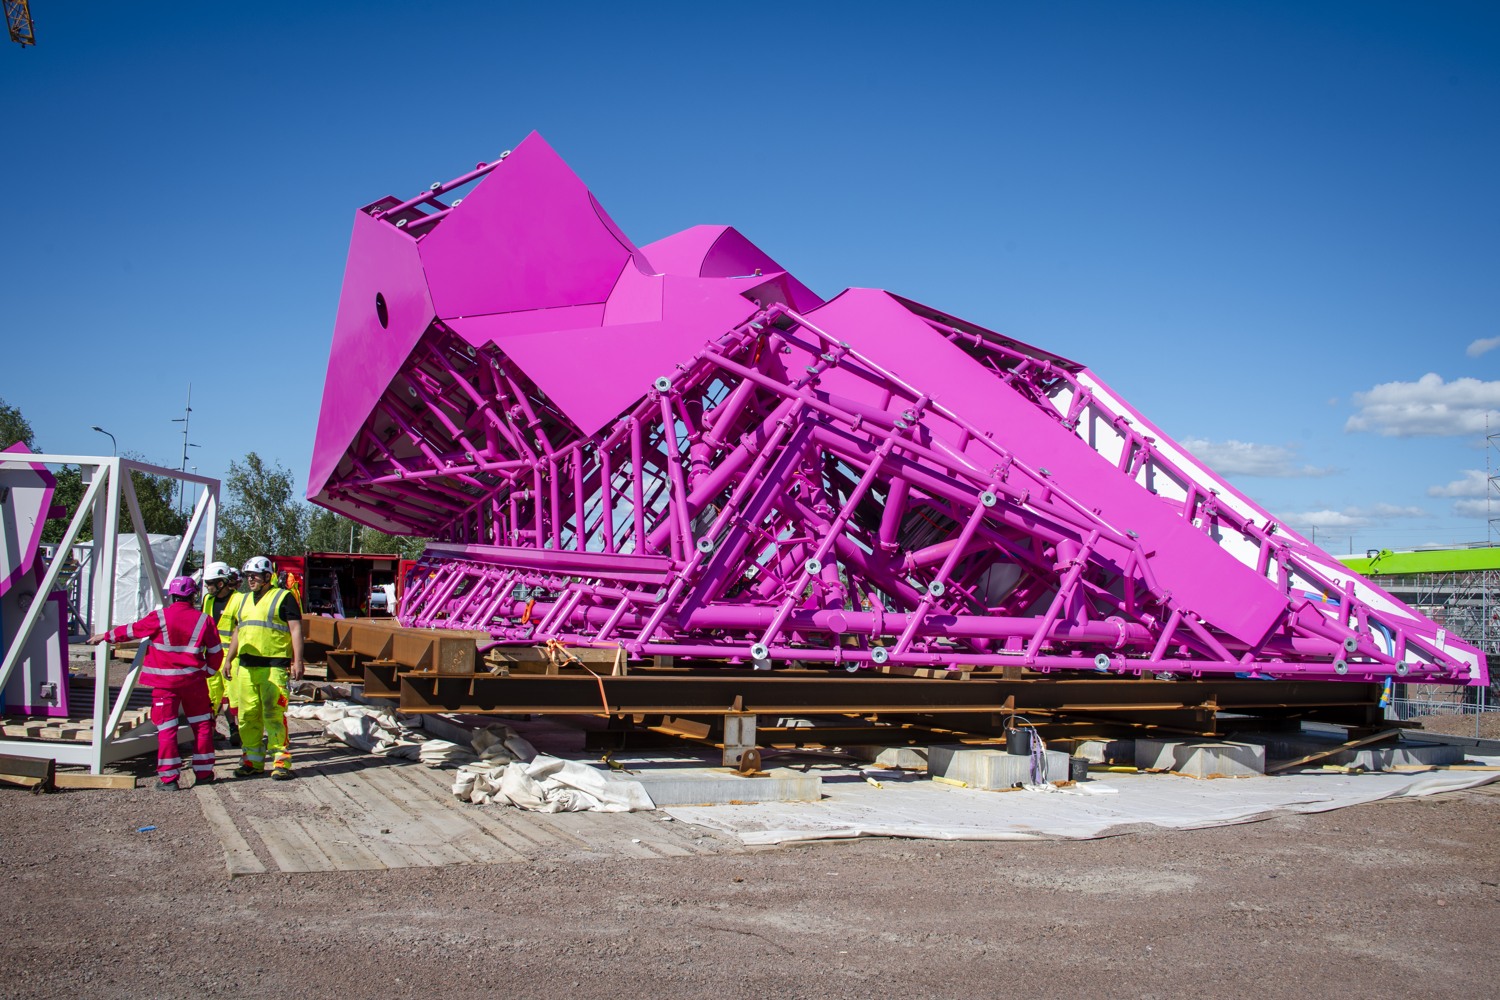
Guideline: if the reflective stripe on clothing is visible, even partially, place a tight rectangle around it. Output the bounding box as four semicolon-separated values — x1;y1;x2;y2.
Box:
235;588;294;660
154;612;213;654
204;590;246;643
143;665;210;678
112;602;223;688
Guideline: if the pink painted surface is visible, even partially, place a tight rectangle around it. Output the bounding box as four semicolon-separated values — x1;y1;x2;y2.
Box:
806;288;1280;646
418;133;641;320
0;444;57;599
643;225;823;312
306;135;1485;686
308;211;435;499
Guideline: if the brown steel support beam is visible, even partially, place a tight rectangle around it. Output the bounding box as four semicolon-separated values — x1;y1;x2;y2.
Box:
396;673;1379;718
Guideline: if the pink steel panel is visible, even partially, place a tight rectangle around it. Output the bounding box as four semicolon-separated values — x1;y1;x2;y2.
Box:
307;133;1488;689
417;134;642;319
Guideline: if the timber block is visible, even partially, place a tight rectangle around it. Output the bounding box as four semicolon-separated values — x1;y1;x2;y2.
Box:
847;745;930;770
928;744;1070;788
1136;739;1266;777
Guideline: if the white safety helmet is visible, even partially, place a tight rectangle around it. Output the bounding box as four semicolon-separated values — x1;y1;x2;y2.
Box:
241;556;275;576
203;561;233;583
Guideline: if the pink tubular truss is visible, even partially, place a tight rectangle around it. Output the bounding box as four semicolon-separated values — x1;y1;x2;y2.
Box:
309;133;1486;688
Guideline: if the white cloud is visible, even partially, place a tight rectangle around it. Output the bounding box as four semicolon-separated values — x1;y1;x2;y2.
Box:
1453;499;1491;519
1467;337;1500;359
1427;469;1488;498
1344;373;1500;437
1279;504;1430;532
1180;438;1336;478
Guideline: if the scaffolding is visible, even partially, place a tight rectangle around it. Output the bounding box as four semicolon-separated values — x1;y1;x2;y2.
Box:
1341;545;1499;733
0;454;218;773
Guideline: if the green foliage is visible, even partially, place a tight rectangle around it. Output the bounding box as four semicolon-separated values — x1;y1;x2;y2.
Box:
360;526;430;561
305;504;429;560
217;452;308;568
304;505;354;554
0;396;36;450
40;458;189;545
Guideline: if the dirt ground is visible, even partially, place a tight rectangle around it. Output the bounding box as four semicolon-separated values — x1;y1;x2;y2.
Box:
2;756;1497;1000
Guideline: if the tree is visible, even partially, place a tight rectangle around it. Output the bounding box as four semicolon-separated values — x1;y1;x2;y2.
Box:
218;452;307;567
360;526;430;561
40;456;189;545
304;505;355;554
1;396;36;450
305;504;429;559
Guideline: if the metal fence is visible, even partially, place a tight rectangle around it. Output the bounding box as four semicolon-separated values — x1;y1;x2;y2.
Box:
1388;683;1499;739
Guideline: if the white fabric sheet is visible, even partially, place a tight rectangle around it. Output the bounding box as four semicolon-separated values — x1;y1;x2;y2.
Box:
664;760;1500;845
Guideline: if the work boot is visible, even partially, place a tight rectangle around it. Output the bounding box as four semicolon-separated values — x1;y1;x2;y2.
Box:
156;779;180;792
228;718;241;749
195;772;217;786
232;764;259;778
270;767;294;781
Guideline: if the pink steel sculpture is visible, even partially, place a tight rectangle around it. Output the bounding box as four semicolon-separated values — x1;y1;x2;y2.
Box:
309;133;1486;687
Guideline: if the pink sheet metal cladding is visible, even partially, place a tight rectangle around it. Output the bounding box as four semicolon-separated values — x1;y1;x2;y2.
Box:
308;132;1485;687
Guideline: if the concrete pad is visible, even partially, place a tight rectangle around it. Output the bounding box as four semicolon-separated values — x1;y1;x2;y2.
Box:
1335;743;1465;769
846;745;930;770
1230;730;1466;771
928;745;1070;789
609;767;821;807
1136;739;1266;777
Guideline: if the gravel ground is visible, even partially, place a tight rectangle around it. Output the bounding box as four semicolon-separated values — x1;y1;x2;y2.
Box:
1415;712;1500;740
2;772;1497;999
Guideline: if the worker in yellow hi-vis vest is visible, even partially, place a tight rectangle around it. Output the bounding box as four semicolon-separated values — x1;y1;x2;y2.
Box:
223;555;305;780
199;561;244;747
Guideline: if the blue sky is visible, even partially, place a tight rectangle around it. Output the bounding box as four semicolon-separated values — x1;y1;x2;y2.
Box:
2;1;1496;556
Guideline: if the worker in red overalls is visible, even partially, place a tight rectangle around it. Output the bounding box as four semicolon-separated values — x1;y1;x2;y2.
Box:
87;575;223;790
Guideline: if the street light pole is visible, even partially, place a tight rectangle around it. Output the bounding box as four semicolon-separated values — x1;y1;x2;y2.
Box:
90;426;117;456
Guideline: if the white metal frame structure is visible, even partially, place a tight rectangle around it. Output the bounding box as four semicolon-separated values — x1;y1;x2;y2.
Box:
0;454;218;773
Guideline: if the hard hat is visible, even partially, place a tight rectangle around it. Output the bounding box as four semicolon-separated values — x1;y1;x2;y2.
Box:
203;561;233;583
241;556;274;576
166;576;199;598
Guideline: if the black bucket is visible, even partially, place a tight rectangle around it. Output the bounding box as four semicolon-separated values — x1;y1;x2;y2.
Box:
1069;756;1090;782
1006;727;1032;755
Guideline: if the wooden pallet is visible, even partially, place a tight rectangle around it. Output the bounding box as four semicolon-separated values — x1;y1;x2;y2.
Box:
0;707;153;742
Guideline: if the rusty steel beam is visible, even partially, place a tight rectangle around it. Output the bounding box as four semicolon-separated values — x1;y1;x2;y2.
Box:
362;661;401;700
396;672;1379;718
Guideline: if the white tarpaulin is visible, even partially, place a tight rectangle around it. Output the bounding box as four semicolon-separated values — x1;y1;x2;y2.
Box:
663;760;1500;845
453;754;656;813
111;533;181;626
286;700;476;766
288;699;654;813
